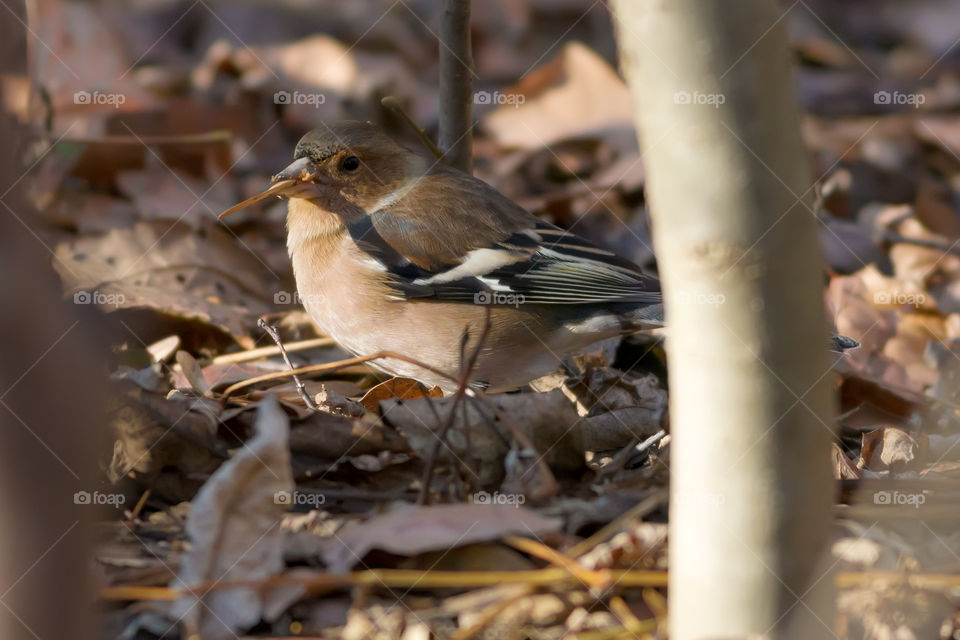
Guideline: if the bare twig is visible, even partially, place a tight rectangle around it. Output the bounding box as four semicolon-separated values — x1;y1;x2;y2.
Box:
503;536;607;585
100;567;669;601
566;489;669;558
211;336;335;367
596;428;668;479
636;428;668;454
220;350;460;402
257;318;316;410
438;0;474;173
126;487;152;524
448;586;535;640
99;568;960;603
418;312;491;505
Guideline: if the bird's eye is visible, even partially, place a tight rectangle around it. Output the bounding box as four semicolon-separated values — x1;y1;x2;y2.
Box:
340;155;360;172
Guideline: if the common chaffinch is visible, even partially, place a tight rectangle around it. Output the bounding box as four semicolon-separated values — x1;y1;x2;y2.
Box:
219;121;854;392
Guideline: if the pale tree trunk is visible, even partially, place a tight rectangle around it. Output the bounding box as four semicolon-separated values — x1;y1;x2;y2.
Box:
611;1;835;638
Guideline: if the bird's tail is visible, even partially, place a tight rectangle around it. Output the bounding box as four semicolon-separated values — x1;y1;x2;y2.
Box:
830;334;860;353
623;302;665;330
622;303;860;354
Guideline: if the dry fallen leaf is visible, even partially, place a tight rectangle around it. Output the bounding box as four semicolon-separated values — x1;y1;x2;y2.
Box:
384;389;660;488
146;335;181;363
483;42;637;154
108;379;225;500
175;350;211;397
832;443;863;480
116;165;235;223
359;377;443;414
383;391;582;487
859;427;924;472
171;395;298;640
54;220;275;345
322;503;562;573
29;1;152;115
288;411;408;460
831;537;883;569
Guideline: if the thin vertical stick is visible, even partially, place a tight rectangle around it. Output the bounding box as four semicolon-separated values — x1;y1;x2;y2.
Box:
438;0;474;174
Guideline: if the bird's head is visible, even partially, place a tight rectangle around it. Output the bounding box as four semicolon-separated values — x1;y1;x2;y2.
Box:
217;121;425;221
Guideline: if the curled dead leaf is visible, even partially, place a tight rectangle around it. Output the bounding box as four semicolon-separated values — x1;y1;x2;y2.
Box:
172;396;297;640
322;503;562;573
359;377;442;414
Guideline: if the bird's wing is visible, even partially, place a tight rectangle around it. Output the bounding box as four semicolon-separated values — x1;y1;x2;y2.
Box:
346;168;661;306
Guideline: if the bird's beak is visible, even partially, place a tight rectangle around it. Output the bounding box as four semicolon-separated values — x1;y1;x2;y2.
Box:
217;157;324;220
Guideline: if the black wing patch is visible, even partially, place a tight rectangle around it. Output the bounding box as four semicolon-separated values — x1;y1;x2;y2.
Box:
346;217;439;298
349;218;660;306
